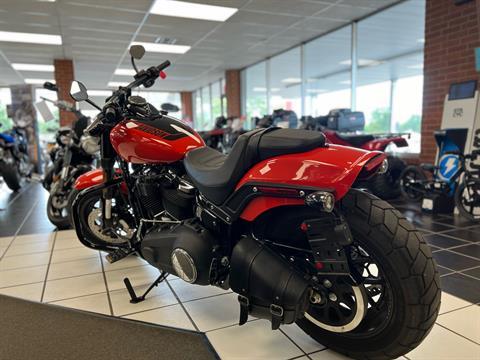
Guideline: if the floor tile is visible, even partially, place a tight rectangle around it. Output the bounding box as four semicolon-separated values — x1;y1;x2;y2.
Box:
0;264;47;288
0;251;51;270
440;273;480;304
440;229;480;243
55;230;77;240
0;236;13;247
437;306;480;344
50;292;111;315
0;282;44;301
462;266;480;280
43;273;106;302
207;319;303;360
47;256;102;280
183;292;244;332
168;278;230;302
439;292;474;314
309;349;352;359
432;250;480;271
124;304;195;330
0;247;6;257
50;246;99;264
101;254;148;272
5;240;54;256
437;265;454;276
105;265;161;291
109;281;177;316
451;244;480;259
406;325;480;359
12;232;53;245
53;235;84;250
281;323;325;354
424;233;469;249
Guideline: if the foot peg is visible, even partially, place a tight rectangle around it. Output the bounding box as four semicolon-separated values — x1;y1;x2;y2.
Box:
123;271;168;304
105;249;132;264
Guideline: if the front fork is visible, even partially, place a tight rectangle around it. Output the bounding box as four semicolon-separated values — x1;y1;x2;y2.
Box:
100;131;116;229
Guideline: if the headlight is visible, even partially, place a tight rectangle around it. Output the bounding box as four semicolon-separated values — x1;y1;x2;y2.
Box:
378;159;389;175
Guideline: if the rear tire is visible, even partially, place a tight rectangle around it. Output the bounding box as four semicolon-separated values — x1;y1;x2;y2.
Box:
296;189;440;360
0;161;21;191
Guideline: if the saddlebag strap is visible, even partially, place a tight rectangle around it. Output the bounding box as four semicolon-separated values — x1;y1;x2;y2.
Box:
270;270;291;330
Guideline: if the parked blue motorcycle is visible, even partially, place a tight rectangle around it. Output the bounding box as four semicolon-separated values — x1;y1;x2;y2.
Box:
0;124;32;191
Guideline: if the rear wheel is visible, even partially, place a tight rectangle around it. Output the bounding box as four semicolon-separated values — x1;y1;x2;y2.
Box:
296;189;440;359
365;155;406;199
400;165;426;201
0;161;21;191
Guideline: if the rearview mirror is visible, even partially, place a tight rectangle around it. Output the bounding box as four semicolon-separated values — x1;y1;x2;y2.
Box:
130;45;145;60
70;81;88;102
43;81;58;92
161;103;179;113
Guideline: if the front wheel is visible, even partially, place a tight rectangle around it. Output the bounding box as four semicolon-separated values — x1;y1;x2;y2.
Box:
296;189;440;360
47;185;71;230
455;179;480;221
399;165;426;201
0;161;21;191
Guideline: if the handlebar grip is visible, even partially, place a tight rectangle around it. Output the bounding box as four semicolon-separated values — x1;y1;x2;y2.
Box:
105;107;116;122
157;60;171;72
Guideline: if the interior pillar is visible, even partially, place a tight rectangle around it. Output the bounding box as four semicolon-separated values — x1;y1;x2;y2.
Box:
225;69;241;118
54;59;76;127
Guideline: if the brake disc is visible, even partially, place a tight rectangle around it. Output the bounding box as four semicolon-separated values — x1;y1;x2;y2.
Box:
87;208;132;244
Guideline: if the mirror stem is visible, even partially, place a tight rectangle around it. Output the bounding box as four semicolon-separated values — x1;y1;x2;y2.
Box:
131;56;139;74
86;99;102;111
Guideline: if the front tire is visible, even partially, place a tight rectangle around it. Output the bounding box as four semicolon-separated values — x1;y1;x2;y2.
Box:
0;161;21;191
47;192;71;230
296;189;440;360
455;180;480;221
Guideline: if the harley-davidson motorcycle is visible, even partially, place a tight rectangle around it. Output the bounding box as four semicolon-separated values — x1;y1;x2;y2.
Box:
68;45;440;360
40;84;99;229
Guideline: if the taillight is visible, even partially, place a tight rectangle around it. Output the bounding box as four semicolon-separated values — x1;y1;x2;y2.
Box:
358;155;387;179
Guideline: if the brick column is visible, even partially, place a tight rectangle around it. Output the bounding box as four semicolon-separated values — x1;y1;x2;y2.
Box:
421;0;480;163
54;59;76;127
225;69;241;118
180;91;193;125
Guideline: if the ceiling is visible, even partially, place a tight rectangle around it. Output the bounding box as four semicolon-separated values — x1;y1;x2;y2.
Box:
0;0;405;92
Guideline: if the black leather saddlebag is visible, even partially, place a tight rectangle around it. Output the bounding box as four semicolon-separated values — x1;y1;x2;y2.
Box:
230;236;310;330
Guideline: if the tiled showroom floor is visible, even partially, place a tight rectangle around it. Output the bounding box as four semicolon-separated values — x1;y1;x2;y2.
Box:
0;182;479;359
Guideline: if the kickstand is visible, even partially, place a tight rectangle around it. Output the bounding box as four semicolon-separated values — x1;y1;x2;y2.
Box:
123;271;168;304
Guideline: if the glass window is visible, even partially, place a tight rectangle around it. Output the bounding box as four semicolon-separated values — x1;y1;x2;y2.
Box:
201;86;212;130
135;91;182;115
244;61;267;123
0;88;13;132
35;88;59;143
304;26;352;117
194;90;203;129
357;0;425;152
269;47;302;117
211;81;222;121
221;78;227;117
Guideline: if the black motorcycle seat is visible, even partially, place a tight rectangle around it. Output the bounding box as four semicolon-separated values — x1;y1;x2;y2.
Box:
185;128;326;205
336;133;375;147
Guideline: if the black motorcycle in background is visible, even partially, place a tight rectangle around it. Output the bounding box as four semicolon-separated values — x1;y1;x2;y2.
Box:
41;82;99;229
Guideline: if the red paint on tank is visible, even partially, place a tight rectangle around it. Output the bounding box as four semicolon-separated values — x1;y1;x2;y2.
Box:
110;118;205;164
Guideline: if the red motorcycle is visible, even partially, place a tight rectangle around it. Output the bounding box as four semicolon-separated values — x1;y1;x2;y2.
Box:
68;46;439;360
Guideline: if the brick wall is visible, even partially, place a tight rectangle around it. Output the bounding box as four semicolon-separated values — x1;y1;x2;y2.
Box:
180;91;193;125
421;0;480;163
226;69;241;118
54;59;76;127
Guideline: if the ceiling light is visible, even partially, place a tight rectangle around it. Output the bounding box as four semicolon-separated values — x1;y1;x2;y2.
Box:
108;82;129;88
340;59;382;67
114;68;136;76
150;0;238;22
12;63;54;72
130;41;190;54
281;78;302;84
88;90;111;96
0;31;61;45
253;87;266;92
25;78;54;85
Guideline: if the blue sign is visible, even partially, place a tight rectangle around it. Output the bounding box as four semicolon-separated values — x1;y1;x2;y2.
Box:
438;154;460;181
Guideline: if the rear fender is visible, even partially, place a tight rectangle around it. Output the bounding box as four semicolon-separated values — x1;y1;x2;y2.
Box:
236;144;384;221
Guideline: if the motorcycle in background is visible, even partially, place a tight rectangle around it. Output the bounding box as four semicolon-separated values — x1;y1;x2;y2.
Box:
40;83;99;229
66;45;439;360
300;109;410;199
0;123;32;191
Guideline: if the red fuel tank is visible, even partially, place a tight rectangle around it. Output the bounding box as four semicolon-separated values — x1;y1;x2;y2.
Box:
110;116;205;164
